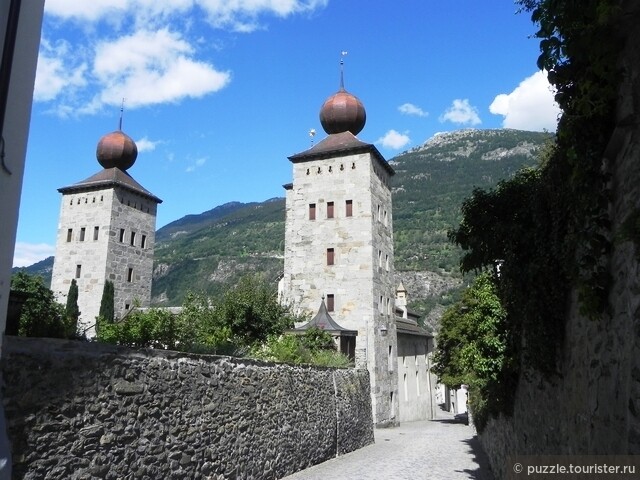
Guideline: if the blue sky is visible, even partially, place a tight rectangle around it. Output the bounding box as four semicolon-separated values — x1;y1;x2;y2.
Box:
13;0;560;267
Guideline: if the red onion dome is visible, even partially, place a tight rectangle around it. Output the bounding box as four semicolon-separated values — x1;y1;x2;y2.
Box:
96;130;138;171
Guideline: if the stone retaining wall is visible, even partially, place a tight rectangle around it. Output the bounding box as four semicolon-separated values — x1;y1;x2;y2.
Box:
1;336;373;479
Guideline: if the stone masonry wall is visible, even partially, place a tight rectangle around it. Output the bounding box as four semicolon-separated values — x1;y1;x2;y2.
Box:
2;336;374;479
478;3;640;478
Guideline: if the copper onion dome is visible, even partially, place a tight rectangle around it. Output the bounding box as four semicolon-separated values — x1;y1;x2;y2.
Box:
96;130;138;171
319;57;366;136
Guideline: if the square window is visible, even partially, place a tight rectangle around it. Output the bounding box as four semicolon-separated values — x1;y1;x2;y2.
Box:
346;200;353;217
309;203;316;220
327;248;335;266
327;201;334;219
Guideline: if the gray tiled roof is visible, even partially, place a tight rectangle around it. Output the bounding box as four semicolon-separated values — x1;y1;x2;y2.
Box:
58;167;162;203
295;299;357;336
288;131;394;176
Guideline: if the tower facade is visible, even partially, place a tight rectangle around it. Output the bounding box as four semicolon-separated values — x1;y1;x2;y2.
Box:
51;129;161;336
281;76;399;425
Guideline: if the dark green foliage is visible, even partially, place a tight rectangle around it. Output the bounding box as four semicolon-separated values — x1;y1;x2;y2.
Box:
97;274;298;355
449;162;570;374
99;280;115;323
64;279;80;337
97;296;234;353
215;274;295;347
9;271;66;338
433;273;516;431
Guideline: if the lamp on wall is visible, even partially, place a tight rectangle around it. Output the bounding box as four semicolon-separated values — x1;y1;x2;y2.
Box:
380;325;388;336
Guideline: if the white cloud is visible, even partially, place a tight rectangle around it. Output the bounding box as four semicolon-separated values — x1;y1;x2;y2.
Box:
186;157;207;172
34;39;88;102
376;130;411;150
439;99;481;126
45;0;328;32
489;71;561;132
39;1;328;114
398;103;428;117
13;243;56;268
91;29;230;110
136;137;161;153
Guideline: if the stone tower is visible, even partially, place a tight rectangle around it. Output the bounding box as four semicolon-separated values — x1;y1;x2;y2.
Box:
281;65;399;425
51;127;162;336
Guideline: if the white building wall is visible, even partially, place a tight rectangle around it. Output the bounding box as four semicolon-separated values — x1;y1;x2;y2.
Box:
51;185;157;336
282;149;398;425
397;334;437;422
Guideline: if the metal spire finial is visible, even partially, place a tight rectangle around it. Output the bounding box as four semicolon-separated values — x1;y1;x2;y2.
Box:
340;51;348;90
119;98;125;131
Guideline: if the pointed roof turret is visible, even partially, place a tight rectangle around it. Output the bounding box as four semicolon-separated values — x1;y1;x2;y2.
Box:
295;297;357;335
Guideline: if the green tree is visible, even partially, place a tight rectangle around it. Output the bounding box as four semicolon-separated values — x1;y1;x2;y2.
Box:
64;279;80;337
99;280;115;323
215;274;295;347
10;271;66;338
433;272;516;431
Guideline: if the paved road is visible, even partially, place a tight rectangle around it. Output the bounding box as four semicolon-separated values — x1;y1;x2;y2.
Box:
281;409;494;480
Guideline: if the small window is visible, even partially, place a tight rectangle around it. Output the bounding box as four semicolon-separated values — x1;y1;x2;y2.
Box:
346;200;353;217
404;373;408;401
309;203;316;220
388;345;393;372
384;210;388;226
79;227;86;241
416;371;420;397
75;265;82;279
119;229;125;242
378;250;382;268
125;303;130;310
379;295;383;313
141;234;147;249
377;204;381;221
385;254;389;271
327;248;335;266
127;267;134;282
94;226;99;241
327;201;334;219
130;232;136;247
66;229;73;242
326;294;335;312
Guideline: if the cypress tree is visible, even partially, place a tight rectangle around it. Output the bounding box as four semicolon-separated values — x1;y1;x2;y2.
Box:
65;279;80;337
99;280;115;323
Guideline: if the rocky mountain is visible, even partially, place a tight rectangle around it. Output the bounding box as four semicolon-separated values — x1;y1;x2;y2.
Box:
17;129;553;327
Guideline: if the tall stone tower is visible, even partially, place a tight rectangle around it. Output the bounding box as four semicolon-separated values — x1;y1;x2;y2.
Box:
281;65;399;425
51;126;162;336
